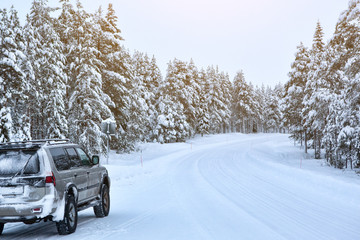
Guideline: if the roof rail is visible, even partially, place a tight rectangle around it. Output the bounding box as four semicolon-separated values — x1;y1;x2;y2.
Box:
0;139;71;146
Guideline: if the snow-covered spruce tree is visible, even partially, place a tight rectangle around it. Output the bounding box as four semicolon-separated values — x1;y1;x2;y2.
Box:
322;32;351;165
147;55;163;140
155;94;188;143
253;84;265;133
0;8;32;142
8;7;33;141
232;70;259;133
0;8;17;142
132;52;154;142
25;0;68;140
132;52;163;142
92;4;156;152
205;66;232;134
283;42;311;149
219;71;232;133
155;59;190;142
62;1;113;154
263;86;282;133
196;69;210;136
91;4;141;153
248;81;262;132
185;59;202;137
162;58;201;138
302;21;326;159
326;0;360;169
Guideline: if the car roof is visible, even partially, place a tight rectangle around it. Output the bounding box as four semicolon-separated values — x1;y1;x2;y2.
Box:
0;139;74;151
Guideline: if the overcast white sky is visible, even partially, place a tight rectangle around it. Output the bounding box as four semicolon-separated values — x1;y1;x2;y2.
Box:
1;0;350;87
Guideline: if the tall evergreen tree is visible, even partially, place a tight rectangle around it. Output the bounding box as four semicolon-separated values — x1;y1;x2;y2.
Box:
196;69;210;136
25;0;68;139
302;21;326;159
0;7;32;142
283;42;311;148
232;71;259;133
64;1;113;154
156;59;190;142
132;52;163;142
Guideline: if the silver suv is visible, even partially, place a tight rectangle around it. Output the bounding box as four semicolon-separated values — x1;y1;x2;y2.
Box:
0;139;110;235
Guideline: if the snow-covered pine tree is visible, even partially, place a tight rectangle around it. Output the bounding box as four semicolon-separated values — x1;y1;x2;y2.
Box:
164;58;195;137
185;59;202;136
132;52;163;142
283;42;311;149
92;4;150;152
25;0;68;139
263;86;282;133
155;59;190;142
0;8;16;142
65;1;113;154
218;71;232;133
147;55;163;140
302;21;326;159
0;8;31;142
196;69;210;136
232;70;259;133
205;66;231;134
253;84;265;133
8;7;33;141
328;0;360;169
0;8;13;141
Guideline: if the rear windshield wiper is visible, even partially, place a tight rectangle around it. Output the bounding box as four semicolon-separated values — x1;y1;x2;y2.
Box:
11;153;35;180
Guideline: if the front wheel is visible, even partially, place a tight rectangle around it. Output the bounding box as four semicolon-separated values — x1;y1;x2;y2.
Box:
94;184;110;217
56;195;78;235
0;223;4;235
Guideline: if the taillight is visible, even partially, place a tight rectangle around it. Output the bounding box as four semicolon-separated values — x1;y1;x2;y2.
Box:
32;208;42;213
45;172;56;186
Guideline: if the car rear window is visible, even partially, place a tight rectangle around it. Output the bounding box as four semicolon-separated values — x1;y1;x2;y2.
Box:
0;150;40;176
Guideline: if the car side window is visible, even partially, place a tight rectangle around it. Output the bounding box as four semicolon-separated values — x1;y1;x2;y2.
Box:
50;147;70;171
64;148;82;169
76;148;91;166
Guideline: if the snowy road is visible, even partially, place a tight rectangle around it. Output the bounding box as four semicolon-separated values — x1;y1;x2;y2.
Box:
1;133;360;240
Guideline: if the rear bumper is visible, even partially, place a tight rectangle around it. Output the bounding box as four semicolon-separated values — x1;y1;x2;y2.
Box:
0;215;39;223
0;198;57;223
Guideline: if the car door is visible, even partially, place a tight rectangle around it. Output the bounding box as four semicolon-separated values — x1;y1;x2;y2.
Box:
64;147;89;203
75;148;100;199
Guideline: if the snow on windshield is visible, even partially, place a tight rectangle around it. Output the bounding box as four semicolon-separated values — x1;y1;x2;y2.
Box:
0;150;39;176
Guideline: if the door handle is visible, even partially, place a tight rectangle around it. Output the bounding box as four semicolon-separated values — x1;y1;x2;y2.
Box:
74;173;77;177
87;171;90;174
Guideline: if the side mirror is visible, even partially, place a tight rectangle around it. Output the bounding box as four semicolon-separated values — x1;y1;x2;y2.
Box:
92;155;100;165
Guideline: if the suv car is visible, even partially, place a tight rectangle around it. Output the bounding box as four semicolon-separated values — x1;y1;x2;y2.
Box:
0;139;110;235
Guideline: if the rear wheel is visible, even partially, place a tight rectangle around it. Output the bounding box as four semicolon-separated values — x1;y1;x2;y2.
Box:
0;223;4;235
94;184;110;217
56;195;78;235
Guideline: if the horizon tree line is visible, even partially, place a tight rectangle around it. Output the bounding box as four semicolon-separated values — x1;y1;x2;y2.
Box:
0;0;285;156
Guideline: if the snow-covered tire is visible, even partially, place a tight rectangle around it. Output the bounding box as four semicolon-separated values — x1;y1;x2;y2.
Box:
0;223;4;235
56;195;78;235
94;184;110;217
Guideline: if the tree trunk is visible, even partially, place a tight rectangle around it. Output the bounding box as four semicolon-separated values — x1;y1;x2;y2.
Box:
316;133;321;159
304;131;308;154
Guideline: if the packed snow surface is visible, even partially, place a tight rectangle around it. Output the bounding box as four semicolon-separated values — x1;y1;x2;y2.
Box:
2;133;360;240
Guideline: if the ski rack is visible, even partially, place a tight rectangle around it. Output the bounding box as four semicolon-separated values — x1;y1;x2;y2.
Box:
0;139;71;146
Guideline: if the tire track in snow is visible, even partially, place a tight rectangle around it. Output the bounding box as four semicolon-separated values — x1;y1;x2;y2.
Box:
197;138;360;240
166;145;288;240
243;146;360;238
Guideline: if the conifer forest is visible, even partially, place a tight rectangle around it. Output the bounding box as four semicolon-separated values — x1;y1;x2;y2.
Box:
1;0;360;170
